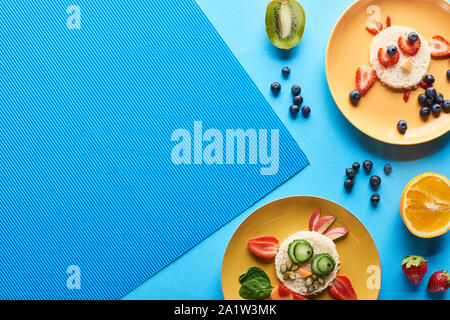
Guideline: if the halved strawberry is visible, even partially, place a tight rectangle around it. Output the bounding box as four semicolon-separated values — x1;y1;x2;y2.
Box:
366;26;379;35
329;275;357;300
247;236;279;259
378;47;400;67
277;285;291;297
386;16;391;28
419;81;432;89
430;35;450;58
403;90;411;103
356;66;377;95
293;293;308;300
398;35;421;56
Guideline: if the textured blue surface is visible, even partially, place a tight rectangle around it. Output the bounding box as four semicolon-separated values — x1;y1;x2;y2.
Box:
0;0;307;299
125;0;450;300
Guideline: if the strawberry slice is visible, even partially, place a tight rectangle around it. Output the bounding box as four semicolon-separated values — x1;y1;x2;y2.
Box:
430;35;450;58
378;47;400;67
419;81;432;89
293;293;308;300
386;16;391;28
403;90;411;103
247;236;279;259
398;35;421;56
356;66;377;95
329;275;357;300
366;26;379;35
277;285;291;297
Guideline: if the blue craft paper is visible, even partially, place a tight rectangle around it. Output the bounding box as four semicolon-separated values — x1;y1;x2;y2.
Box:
0;0;308;299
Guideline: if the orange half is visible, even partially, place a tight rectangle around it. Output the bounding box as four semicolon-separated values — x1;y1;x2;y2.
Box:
400;173;450;238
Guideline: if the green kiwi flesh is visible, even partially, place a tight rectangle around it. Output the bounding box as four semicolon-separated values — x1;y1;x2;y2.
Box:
265;0;306;50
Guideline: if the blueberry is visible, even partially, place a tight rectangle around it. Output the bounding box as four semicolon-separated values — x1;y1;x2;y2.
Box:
349;90;361;105
346;168;357;179
371;193;380;206
352;162;360;172
370;175;381;189
292;85;301;96
344;179;354;190
435;93;444;104
425;87;436;99
384;164;392;175
418;94;427;105
301;106;311;118
424;74;435;85
387;45;397;57
282;66;291;78
363;160;373;172
420;106;431;117
447;70;450;80
289;105;300;116
426;99;434;108
443;100;450;113
408;32;418;43
431;103;442;115
271;82;281;94
397;120;407;134
293;95;303;106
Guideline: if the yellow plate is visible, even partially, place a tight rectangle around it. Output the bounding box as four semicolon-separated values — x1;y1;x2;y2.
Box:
222;196;381;300
326;0;450;145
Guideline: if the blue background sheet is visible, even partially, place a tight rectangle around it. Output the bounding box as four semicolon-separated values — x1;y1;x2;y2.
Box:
0;0;308;299
125;0;450;300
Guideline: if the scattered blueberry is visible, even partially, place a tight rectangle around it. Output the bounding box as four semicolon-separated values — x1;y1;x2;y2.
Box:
397;120;407;134
418;94;427;105
425;87;436;99
408;32;418;43
352;162;360;172
384;164;392;175
387;45;398;57
282;66;291;78
293;95;303;106
370;175;381;189
447;70;450;80
443;100;450;113
363;160;373;172
371;193;380;206
420;106;431;117
344;179;354;190
424;74;435;85
346;168;357;180
426;99;434;108
435;93;444;104
349;90;361;105
271;82;281;94
431;103;442;115
301;106;311;118
292;85;301;96
289;105;300;116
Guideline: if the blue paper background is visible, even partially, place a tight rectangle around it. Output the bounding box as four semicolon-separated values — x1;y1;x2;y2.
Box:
124;0;450;300
0;0;308;299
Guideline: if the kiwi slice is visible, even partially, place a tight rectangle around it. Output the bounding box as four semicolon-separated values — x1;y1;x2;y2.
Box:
265;0;306;50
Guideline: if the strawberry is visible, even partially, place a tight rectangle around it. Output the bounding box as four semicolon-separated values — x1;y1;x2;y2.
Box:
356;66;377;95
293;293;308;300
403;90;411;103
430;35;450;58
329;275;357;300
398;35;421;56
427;271;450;292
419;81;432;89
366;26;379;35
386;16;391;28
401;255;427;285
247;236;279;259
378;47;400;67
277;285;291;297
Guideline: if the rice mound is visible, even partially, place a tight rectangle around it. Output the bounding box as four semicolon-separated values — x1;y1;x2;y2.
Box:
274;231;339;296
369;26;430;89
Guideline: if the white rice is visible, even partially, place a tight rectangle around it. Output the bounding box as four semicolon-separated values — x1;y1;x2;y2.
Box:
369;26;430;89
274;231;339;296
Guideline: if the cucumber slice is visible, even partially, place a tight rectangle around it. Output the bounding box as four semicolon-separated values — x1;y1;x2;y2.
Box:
311;253;336;276
293;241;313;264
288;240;302;263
